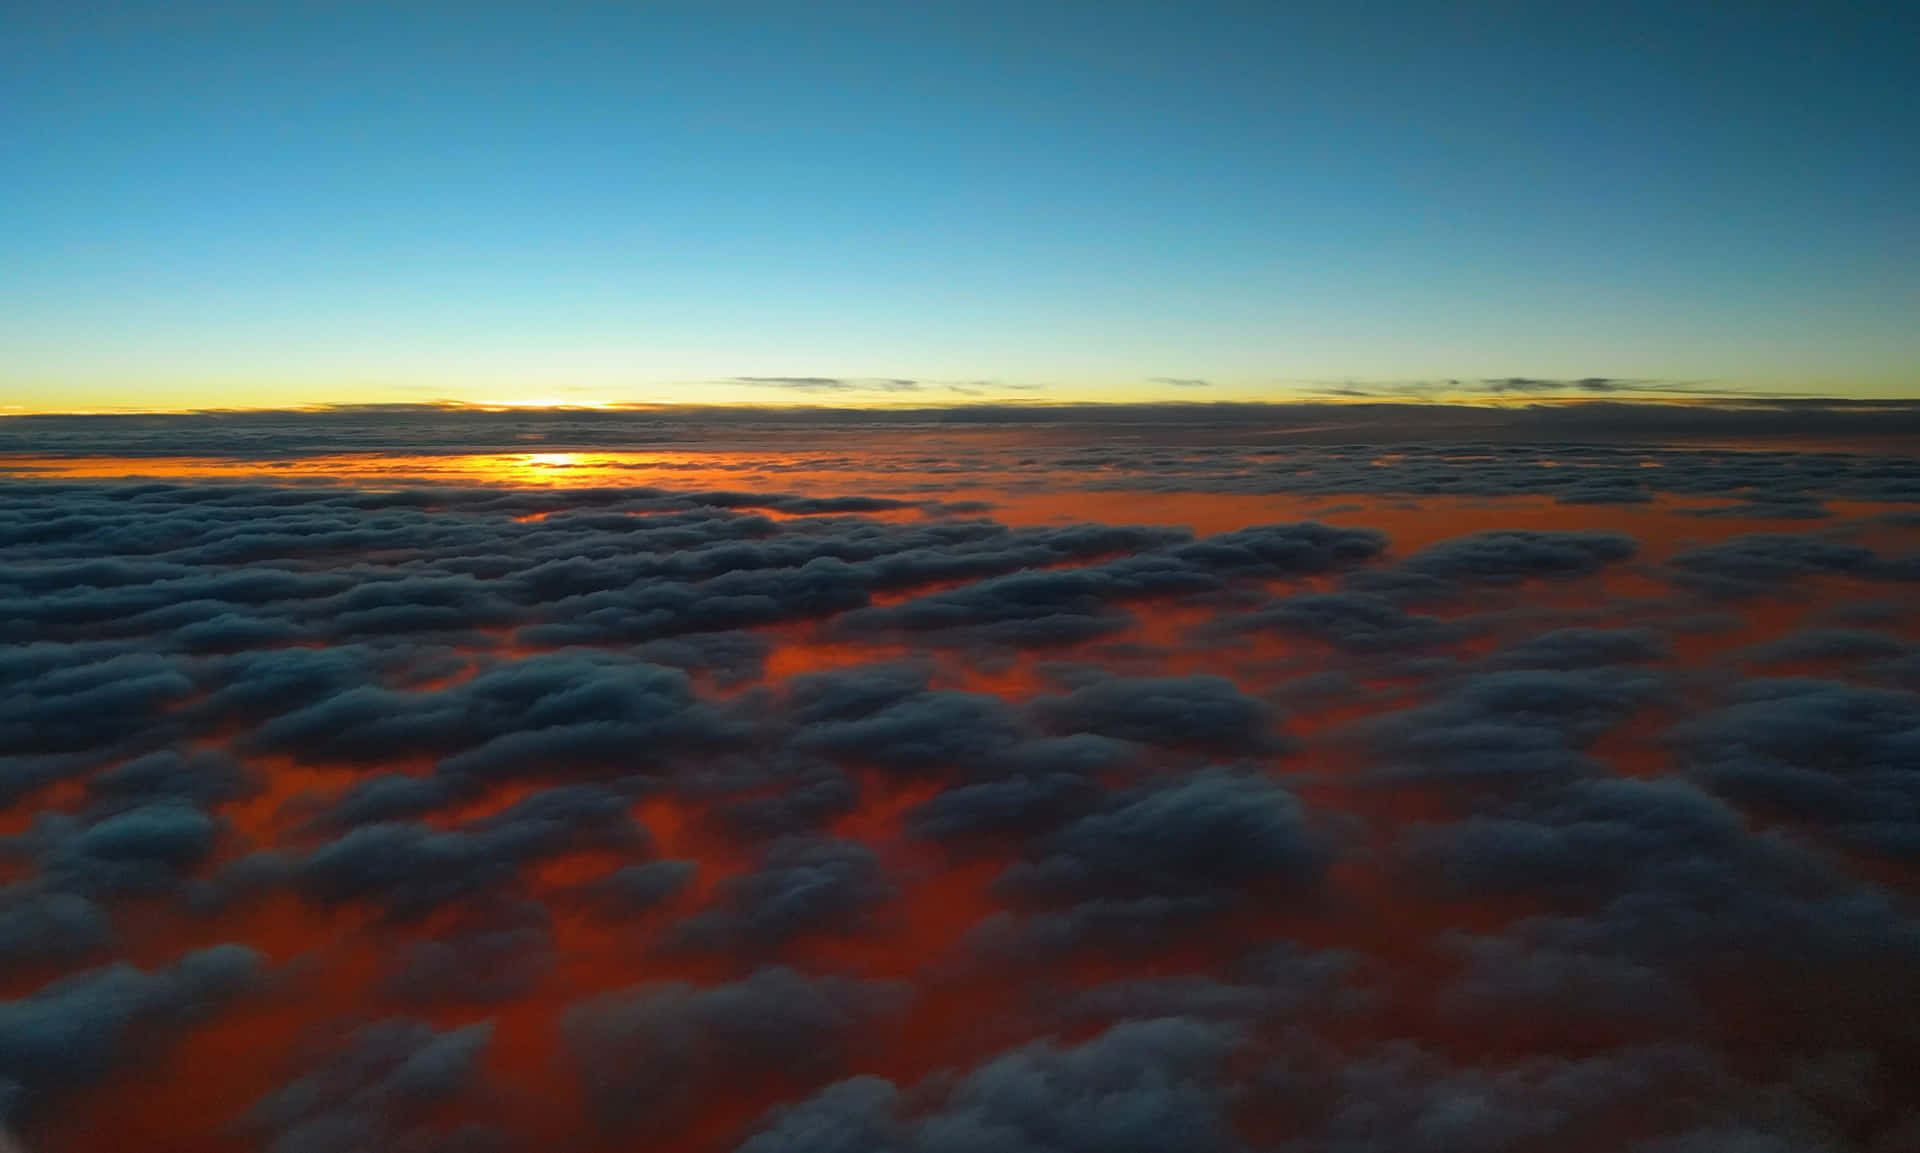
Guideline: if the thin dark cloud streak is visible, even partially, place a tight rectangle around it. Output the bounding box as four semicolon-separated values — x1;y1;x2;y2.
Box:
729;377;924;393
9;398;1920;459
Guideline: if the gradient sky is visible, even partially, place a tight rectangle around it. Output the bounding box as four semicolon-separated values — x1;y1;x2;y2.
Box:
3;0;1917;412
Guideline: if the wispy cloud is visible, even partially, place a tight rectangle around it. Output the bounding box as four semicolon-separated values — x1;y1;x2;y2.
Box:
1310;377;1712;400
731;377;923;393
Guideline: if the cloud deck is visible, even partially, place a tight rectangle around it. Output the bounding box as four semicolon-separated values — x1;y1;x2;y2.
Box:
0;416;1917;1152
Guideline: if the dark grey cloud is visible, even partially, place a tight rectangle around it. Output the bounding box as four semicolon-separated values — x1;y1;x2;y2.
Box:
565;966;909;1140
381;899;555;1006
1402;773;1920;1013
782;664;1029;774
837;522;1386;652
1394;530;1639;587
997;769;1324;902
1263;1038;1837;1153
836;560;1200;649
244;1018;498;1153
318;774;465;829
982;770;1326;954
1028;675;1283;755
908;772;1102;844
1734;627;1908;667
634;629;773;687
1674;678;1920;860
1149;377;1213;388
247;653;734;780
1058;943;1362;1026
0;484;1240;678
1214;591;1465;654
668;836;894;952
0;945;262;1123
298;784;647;917
1436;930;1697;1034
1358;668;1657;783
0;649;195;797
1666;533;1882;599
1170;522;1388;576
578;858;698;914
736;1017;1246;1153
705;759;862;840
32;801;219;897
0;888;112;974
85;747;257;812
1485;627;1669;670
1404;777;1756;904
899;733;1134;846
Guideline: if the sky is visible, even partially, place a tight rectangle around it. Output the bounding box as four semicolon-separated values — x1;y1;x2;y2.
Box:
4;0;1918;412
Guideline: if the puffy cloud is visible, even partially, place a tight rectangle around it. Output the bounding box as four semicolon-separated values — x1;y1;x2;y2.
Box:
1436;931;1696;1032
788;666;1024;773
298;784;646;917
736;1018;1247;1153
1485;627;1669;670
1405;777;1752;903
0;888;112;973
249;653;742;781
381;900;555;1006
1393;530;1639;587
1264;1039;1835;1153
835;560;1196;649
1674;679;1920;860
1402;774;1920;1005
85;747;257;811
707;762;861;839
1666;533;1878;599
909;773;1102;844
0;945;262;1123
0;649;194;795
565;966;909;1139
1028;676;1284;755
1215;591;1464;654
244;1018;498;1153
635;629;773;686
669;837;894;951
983;770;1326;953
34;801;219;896
1167;521;1387;575
1359;669;1657;783
998;770;1323;903
1732;629;1908;668
1059;943;1363;1025
578;859;698;914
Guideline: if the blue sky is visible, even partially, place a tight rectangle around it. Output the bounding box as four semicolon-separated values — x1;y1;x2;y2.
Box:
3;0;1916;410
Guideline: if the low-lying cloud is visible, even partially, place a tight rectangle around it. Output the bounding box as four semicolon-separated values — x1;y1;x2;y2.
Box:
0;420;1916;1152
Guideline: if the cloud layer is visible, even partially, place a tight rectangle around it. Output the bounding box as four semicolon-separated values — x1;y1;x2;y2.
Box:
0;427;1916;1152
